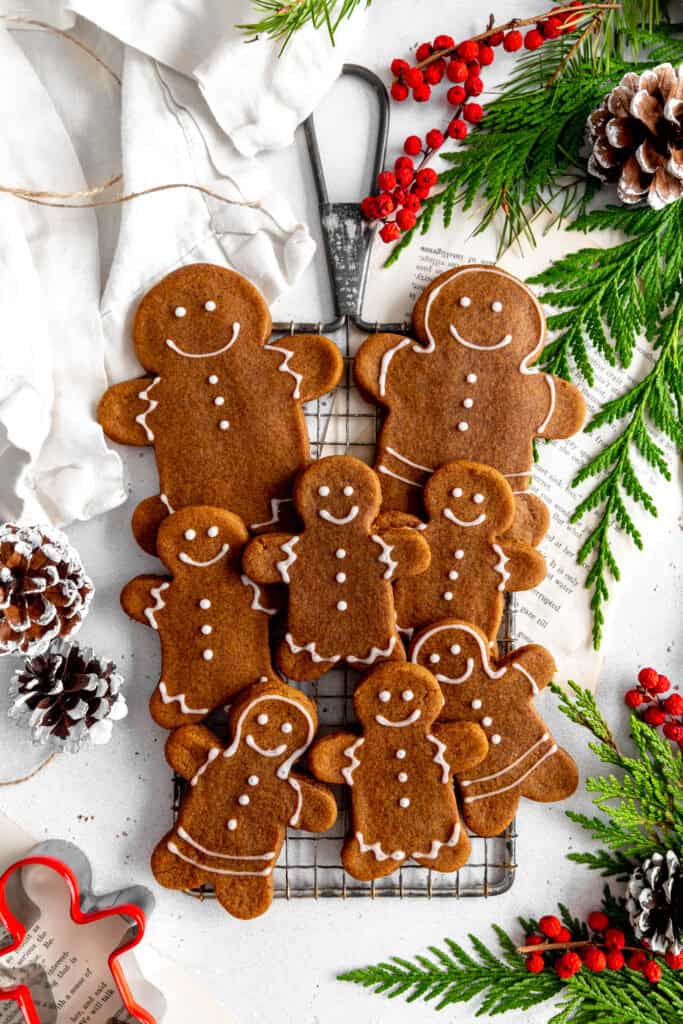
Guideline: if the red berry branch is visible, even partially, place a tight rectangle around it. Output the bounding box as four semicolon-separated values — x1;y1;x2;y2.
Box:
625;667;683;747
362;2;621;243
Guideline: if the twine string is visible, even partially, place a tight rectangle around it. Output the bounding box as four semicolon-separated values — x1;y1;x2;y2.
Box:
0;751;59;787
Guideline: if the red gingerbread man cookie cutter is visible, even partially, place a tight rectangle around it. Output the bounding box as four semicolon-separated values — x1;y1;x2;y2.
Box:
0;855;156;1024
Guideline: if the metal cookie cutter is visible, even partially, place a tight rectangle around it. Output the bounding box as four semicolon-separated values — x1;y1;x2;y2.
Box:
0;840;162;1024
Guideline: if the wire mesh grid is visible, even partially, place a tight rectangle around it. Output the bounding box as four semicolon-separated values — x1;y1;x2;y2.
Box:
175;322;518;901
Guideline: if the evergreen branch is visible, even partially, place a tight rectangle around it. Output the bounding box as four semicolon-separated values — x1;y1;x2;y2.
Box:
239;0;371;47
551;962;683;1024
550;681;617;748
566;848;635;877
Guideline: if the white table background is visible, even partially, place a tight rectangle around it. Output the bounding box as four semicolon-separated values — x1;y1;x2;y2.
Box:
1;3;682;1021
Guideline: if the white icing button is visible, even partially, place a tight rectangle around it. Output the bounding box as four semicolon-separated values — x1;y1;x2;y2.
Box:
450;644;461;655
257;713;268;725
429;653;440;664
174;306;186;318
451;487;463;498
401;690;414;702
208;374;218;384
205;300;217;311
463;398;474;408
454;549;464;559
459;296;471;307
207;526;219;537
397;772;408;783
281;722;293;734
258;676;268;683
227;819;237;831
214;396;225;406
248;775;259;786
238;795;250;806
343;485;354;496
379;691;391;703
199;599;211;609
336;572;347;583
443;591;454;602
491;734;502;745
396;749;406;759
457;421;469;432
482;716;493;727
318;485;330;496
184;529;196;540
473;493;485;504
399;797;410;808
336;548;346;559
337;600;348;612
200;624;212;635
471;699;482;709
466;373;477;383
202;649;214;661
219;420;229;430
448;570;459;581
491;300;503;312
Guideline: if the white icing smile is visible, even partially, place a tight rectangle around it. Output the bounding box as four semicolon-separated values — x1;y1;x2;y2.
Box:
319;506;359;525
435;658;475;685
165;322;240;358
179;543;230;567
449;323;512;351
375;709;422;727
246;735;288;757
443;508;487;528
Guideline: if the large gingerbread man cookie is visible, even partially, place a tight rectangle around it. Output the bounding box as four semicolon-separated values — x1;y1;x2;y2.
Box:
121;506;278;728
354;264;585;542
308;662;488;880
410;619;578;836
386;461;546;641
242;455;431;681
151;680;336;919
98;264;343;553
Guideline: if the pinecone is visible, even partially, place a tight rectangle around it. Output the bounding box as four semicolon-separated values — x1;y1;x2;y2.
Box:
587;62;683;209
626;850;682;954
0;523;93;656
8;639;127;752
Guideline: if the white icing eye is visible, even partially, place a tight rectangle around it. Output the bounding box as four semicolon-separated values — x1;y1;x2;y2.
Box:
451;487;463;498
208;374;218;385
450;644;461;655
318;485;330;496
336;548;346;559
257;713;268;725
199;598;211;609
401;690;414;702
379;690;391;703
174;306;187;318
342;485;354;496
491;300;503;312
207;526;219;537
184;529;196;540
459;296;471;308
248;775;259;786
473;493;485;504
205;300;217;312
429;653;440;664
281;721;293;734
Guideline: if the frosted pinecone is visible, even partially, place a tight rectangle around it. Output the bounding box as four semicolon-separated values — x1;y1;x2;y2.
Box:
0;523;93;656
8;639;127;752
626;850;682;955
587;63;683;209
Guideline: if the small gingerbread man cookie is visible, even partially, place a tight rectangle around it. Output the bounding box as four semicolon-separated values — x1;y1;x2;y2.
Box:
387;461;546;642
308;662;488;880
410;619;578;836
121;507;278;728
242;456;431;681
151;680;337;919
98;264;343;553
354;264;585;542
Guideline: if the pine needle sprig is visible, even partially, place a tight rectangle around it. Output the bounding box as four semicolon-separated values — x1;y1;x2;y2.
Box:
551;962;683;1024
239;0;370;47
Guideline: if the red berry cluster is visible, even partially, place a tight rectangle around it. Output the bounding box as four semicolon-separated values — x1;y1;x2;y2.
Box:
523;910;682;982
625;667;683;746
362;4;588;241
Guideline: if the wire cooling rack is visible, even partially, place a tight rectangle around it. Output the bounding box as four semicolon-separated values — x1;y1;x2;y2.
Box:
174;328;518;902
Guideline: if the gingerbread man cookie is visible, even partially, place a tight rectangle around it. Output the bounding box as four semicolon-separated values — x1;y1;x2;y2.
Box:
354;264;585;542
151;680;336;919
308;662;488;879
98;264;343;553
387;461;546;642
121;507;278;728
242;456;431;681
411;619;578;836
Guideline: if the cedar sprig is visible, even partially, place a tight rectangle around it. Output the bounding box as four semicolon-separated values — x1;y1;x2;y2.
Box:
239;0;371;48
